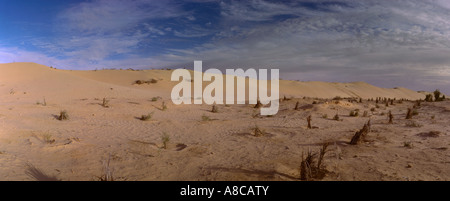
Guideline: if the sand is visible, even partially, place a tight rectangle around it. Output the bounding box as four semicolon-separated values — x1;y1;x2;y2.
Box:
0;62;448;181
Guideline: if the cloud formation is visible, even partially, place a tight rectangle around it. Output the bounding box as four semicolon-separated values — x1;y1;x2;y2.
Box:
1;0;449;93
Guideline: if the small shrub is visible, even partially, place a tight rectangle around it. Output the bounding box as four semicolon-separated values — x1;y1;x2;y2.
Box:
201;115;211;121
388;110;393;124
363;111;368;117
349;110;359;117
406;108;413;119
333;113;340;121
405;121;422;127
294;101;300;110
425;94;433;102
37;97;47;106
299;142;329;181
307;115;312;129
333;96;342;101
322;114;328;119
161;101;167;111
43;134;55;144
349;121;370;145
134;80;144;85
254;100;263;108
97;155;114;181
139;112;154;121
101;98;110;108
161;132;170;149
149;78;158;84
370;108;376;112
417;131;440;138
403;141;413;149
151;96;161;102
253;125;264;137
58;110;69;121
433;89;442;101
211;105;219;113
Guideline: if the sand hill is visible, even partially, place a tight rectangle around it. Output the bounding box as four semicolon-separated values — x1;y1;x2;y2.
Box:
0;62;425;100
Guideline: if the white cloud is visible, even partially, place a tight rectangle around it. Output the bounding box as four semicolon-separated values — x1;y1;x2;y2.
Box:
2;0;450;94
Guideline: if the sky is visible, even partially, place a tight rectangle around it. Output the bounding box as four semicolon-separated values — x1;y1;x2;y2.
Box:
1;0;450;94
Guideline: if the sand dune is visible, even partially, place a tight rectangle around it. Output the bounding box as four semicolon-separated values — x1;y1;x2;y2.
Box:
1;62;424;100
0;62;447;181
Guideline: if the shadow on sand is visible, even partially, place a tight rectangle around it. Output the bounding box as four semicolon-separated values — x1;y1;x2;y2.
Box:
25;163;60;181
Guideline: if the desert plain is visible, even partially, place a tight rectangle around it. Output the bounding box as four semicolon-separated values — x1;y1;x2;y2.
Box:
0;62;448;181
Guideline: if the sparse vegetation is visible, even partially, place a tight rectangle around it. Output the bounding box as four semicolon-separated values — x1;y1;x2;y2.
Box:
417;131;440;138
363;111;368;117
405;121;422;127
322;114;328;119
295;101;300;110
97;155;114;181
254;100;263;109
333;113;340;121
349;110;359;117
433;89;443;101
101;98;110;108
134;78;158;85
299;142;329;181
43;134;55;144
201;115;211;121
58;110;69;121
161;101;167;111
349;121;370;145
406;108;413;119
139;112;154;121
388;110;393;124
161;132;170;149
307;115;312;129
211;105;219;113
151;96;161;102
253;125;264;137
403;141;413;149
425;94;433;102
332;96;342;101
36;97;47;106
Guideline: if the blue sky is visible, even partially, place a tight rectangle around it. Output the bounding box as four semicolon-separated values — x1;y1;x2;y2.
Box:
1;0;450;94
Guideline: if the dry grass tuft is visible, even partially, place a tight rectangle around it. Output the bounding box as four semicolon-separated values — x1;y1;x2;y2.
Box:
101;98;110;108
253;125;264;137
58;110;69;121
299;142;330;181
349;121;370;145
417;131;441;138
406;108;413;119
307;115;312;129
254;100;263;109
211;105;219;113
139;112;154;121
388;110;393;124
161;132;170;149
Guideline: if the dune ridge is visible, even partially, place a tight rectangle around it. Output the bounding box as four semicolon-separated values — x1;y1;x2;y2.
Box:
0;62;425;100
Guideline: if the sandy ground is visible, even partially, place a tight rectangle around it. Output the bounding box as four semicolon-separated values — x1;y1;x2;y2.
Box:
0;62;448;181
